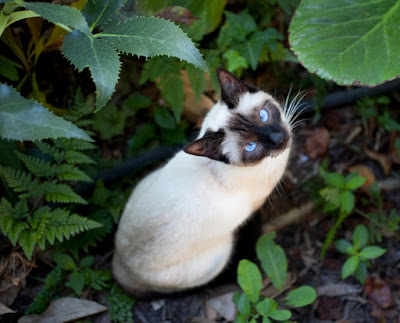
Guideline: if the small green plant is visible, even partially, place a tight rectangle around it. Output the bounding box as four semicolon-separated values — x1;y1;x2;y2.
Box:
233;232;316;323
53;253;112;296
358;182;400;243
107;283;136;323
335;224;386;284
317;168;366;258
25;266;65;314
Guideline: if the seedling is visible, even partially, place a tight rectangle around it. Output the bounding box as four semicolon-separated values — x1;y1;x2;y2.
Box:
335;224;386;283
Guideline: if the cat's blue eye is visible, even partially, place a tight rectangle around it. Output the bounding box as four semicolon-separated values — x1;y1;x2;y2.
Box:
245;142;257;152
259;108;269;122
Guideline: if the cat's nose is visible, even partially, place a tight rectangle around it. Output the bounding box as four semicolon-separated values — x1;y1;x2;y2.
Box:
269;131;284;145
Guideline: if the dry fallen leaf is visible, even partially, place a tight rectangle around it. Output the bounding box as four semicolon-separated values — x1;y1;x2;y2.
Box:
365;277;395;309
155;6;199;25
317;296;343;320
205;292;236;321
18;297;108;323
305;127;330;159
0;302;15;315
364;147;392;176
317;283;362;297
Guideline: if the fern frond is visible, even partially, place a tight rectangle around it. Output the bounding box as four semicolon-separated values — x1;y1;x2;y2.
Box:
108;283;136;323
67;139;97;151
26;266;65;314
37;180;88;204
0;166;40;198
64;151;95;165
35;141;64;162
16;152;56;178
56;164;93;182
18;230;37;260
84;268;112;291
0;198;29;245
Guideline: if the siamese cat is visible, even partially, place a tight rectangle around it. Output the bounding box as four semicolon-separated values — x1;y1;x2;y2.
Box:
113;68;300;296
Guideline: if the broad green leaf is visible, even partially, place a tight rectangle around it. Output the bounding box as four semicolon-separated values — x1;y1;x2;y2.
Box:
341;255;359;279
345;172;366;190
99;17;207;71
359;246;386;259
80;255;95;268
68;270;85;295
289;0;400;86
285;286;317;308
22;1;90;35
256;233;287;290
352;224;368;250
128;124;156;153
340;190;355;214
62;30;121;111
262;317;272;323
237;293;251;317
234;313;247;323
255;298;277;316
92;105;127;139
268;309;291;321
319;187;341;212
123;94;152;114
53;253;76;270
82;0;122;30
335;239;354;255
237;259;263;303
0;84;92;141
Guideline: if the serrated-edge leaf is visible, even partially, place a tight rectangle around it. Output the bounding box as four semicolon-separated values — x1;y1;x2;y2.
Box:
22;1;90;35
99;16;207;71
53;253;76;270
39;181;88;204
61;30;121;111
56;164;93;182
16;152;56;178
0;84;92;141
82;0;122;30
18;230;37;260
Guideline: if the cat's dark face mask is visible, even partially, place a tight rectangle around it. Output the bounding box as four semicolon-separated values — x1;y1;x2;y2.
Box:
184;68;291;166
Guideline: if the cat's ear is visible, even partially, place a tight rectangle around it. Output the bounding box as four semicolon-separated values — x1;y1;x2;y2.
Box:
183;130;228;163
217;68;257;109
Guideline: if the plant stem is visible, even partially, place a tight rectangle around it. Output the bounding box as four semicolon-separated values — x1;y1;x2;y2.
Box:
320;211;349;260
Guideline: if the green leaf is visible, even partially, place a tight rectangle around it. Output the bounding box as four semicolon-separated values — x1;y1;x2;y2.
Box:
285;286;317;308
262;317;272;323
99;16;207;71
53;253;76;270
345;173;366;190
56;164;93;182
128;124;156;153
353;224;368;250
68;270;85;295
91;105;127;139
123;94;152;114
354;261;368;284
289;0;400;86
186;0;227;40
342;255;360;279
268;309;291;321
223;49;248;72
0;84;92;141
62;31;121;111
80;255;95;268
82;0;122;30
238;31;271;70
16;230;36;259
22;1;90;35
237;293;251;317
237;259;263;303
0;57;19;81
359;246;386;259
256;233;287;291
224;10;257;42
335;239;354;255
255;298;277;316
340;190;355;214
325;172;345;188
154;106;176;130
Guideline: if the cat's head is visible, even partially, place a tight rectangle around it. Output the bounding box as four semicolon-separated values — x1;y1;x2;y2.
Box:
184;68;294;166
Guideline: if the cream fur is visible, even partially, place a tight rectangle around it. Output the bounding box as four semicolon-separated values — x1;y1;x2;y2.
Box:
112;92;291;295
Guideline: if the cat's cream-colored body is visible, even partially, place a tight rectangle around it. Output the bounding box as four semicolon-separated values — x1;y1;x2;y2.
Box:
113;70;293;295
